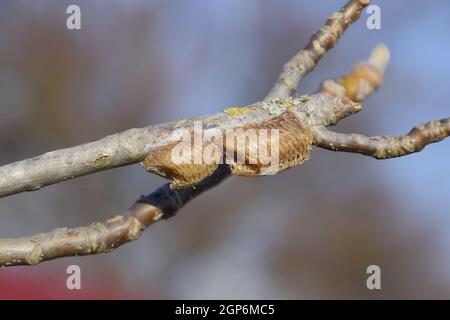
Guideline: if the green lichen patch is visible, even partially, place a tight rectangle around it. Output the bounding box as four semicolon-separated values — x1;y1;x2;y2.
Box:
224;106;254;118
93;153;111;168
261;98;296;116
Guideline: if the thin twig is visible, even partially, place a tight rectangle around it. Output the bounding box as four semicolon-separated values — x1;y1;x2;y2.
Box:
313;118;450;159
314;44;450;158
265;0;370;100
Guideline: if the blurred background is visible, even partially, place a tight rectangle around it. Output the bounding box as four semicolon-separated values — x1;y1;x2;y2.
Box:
0;0;449;299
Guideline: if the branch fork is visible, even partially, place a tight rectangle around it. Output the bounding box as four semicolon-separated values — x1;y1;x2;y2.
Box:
1;0;448;267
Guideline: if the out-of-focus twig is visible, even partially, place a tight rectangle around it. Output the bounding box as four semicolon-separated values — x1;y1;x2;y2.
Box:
320;43;390;101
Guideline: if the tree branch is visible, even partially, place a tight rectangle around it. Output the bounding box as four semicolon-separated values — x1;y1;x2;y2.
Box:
1;0;449;267
0;166;230;266
0;126;155;198
266;0;370;100
313;118;450;159
0;94;358;198
314;44;450;158
0;0;369;199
